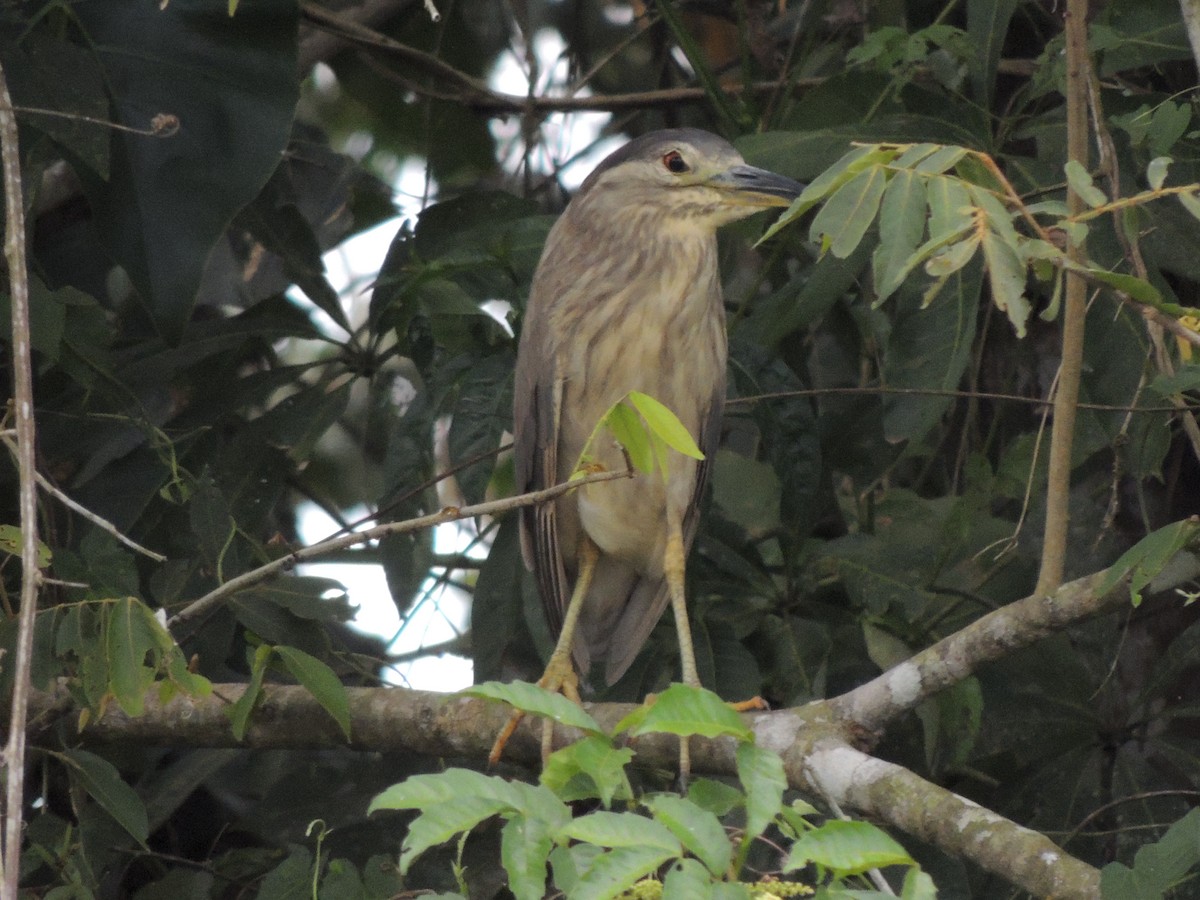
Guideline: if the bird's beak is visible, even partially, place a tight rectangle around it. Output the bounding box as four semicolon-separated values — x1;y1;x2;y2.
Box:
711;164;805;208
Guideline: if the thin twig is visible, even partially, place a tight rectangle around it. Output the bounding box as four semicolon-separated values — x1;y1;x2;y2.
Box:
0;434;167;562
0;57;39;899
729;384;1197;413
166;467;633;633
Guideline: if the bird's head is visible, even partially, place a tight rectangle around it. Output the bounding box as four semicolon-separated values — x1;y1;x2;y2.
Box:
575;128;803;230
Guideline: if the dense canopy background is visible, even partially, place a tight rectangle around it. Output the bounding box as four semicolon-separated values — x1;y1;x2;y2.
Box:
3;0;1200;896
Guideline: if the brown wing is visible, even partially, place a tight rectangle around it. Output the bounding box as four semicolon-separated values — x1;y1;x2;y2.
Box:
512;298;572;637
602;372;726;685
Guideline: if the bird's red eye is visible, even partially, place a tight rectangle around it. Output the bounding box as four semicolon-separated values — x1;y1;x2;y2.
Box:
662;150;689;174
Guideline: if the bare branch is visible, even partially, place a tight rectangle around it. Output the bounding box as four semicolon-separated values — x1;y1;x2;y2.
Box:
0;57;40;899
166;468;633;633
827;565;1183;735
0;434;167;563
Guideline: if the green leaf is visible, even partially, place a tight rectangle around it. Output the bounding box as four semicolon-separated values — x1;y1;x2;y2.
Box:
643;795;732;876
924;176;974;243
73;0;300;339
902;866;938;900
892;143;943;168
662;858;716;900
1096;518;1200;607
400;796;515;874
549;844;591;897
1100;808;1200;899
227;643;272;741
967;0;1019;109
627;392;704;459
760;145;897;243
979;228;1030;336
559;811;681;852
448;350;517;504
501;814;556;900
240;577;355;623
1064;160;1108;208
541;735;634;806
0;524;52;567
872;169;927;301
737;743;787;847
465;681;604;735
615;684;752;741
912;145;968;175
369;768;523;814
809;165;889;259
1147;156;1172;190
1077;266;1161;304
62;749;149;845
599;401;654;474
274;645;351;740
783;819;914;875
923;235;980;278
688;778;744;816
257;844;312;900
105;597;159;716
570;846;679;900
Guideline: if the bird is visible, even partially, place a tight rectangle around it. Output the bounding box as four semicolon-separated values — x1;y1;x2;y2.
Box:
492;128;802;772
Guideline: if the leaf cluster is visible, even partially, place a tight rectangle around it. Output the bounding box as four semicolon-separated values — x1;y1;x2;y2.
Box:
367;682;935;900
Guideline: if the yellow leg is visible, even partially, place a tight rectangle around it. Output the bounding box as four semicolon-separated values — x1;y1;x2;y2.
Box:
489;536;598;766
664;514;697;785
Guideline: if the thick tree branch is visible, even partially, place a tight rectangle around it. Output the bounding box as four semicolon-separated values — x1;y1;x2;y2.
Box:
30;559;1192;898
794;740;1099;899
29;680;1099;898
829;566;1152;735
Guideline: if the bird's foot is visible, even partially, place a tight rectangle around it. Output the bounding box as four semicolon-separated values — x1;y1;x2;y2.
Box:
730;695;769;713
487;655;581;767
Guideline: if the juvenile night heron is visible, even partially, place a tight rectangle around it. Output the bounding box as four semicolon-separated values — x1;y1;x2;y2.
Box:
493;128;801;769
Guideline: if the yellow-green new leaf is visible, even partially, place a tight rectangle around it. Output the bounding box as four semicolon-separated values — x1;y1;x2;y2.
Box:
627;392;704;460
0;524;52;567
605;401;655;474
